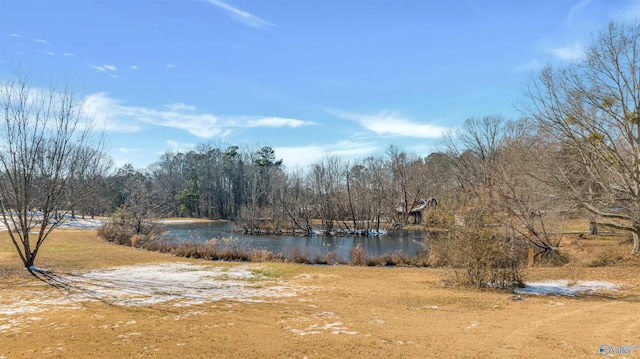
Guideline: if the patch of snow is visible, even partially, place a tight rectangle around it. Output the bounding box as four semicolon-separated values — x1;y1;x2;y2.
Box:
465;321;479;330
156;219;199;224
514;280;619;297
0;262;304;331
0;218;104;231
57;218;103;229
55;262;301;307
282;311;357;336
288;321;358;336
0;297;81;315
0;316;43;333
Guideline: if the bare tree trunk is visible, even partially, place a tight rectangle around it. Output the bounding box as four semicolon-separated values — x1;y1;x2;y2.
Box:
632;231;640;255
589;218;598;235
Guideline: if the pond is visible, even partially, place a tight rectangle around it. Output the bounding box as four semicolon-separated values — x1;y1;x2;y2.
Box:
163;221;429;261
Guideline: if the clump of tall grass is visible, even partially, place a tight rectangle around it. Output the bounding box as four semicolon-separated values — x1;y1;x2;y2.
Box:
349;244;368;266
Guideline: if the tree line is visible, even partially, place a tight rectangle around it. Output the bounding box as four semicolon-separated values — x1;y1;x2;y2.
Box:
83;143;455;234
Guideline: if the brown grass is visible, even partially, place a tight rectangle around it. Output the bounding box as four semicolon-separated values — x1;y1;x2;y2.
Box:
2;229;640;358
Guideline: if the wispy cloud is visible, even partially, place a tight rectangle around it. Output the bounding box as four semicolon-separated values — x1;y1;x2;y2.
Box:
567;0;590;28
165;64;178;70
83;92;310;138
204;0;273;29
130;107;226;138
63;52;75;57
275;140;378;170
89;64;118;73
246;117;314;128
330;109;448;138
516;58;545;72
165;140;196;153
551;43;585;61
88;65;104;72
165;103;196;112
8;33;23;38
612;2;640;22
83;93;142;133
119;147;139;154
33;38;49;44
129;65;139;70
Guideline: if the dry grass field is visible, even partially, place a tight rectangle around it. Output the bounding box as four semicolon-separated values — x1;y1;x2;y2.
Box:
2;228;640;358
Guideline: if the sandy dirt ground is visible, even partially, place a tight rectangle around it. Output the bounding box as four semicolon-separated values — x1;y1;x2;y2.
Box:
2;229;640;358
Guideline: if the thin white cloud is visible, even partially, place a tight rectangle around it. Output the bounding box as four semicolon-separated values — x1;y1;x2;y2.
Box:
83;93;142;133
46;52;55;56
139;110;227;138
119;147;139;154
516;58;545;72
129;65;139;70
205;0;273;29
567;0;590;28
89;64;118;73
246;117;314;128
165;64;178;70
330;109;448;138
551;43;585;61
612;2;640;22
275;140;377;170
63;52;75;57
82;93;309;139
33;38;49;44
165;103;196;112
165;140;196;153
275;145;326;170
8;33;23;38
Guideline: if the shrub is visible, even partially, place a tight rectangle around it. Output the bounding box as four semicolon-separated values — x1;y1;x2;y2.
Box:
422;207;455;229
286;246;311;264
97;206;166;247
430;208;526;288
250;249;283;262
321;251;344;265
349;244;368;266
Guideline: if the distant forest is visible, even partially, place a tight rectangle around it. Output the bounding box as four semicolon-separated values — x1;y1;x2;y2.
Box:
82;142;455;233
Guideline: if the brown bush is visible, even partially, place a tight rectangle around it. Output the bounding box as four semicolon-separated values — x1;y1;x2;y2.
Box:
430;208;526;288
349;244;368;266
286;246;311;264
98;207;166;247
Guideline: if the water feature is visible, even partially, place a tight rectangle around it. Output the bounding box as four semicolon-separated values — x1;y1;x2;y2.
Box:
163;221;428;261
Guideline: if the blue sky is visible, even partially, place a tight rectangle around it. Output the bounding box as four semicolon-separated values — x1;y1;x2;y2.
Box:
1;0;639;171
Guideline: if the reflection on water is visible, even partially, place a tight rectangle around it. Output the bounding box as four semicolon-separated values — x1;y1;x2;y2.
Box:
163;221;428;260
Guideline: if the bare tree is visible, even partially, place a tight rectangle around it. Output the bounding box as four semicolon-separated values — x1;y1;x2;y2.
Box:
443;116;566;260
308;156;344;232
387;145;427;225
0;71;109;273
523;22;640;254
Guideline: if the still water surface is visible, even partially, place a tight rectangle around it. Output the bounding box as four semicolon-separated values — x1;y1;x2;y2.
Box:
164;221;428;260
